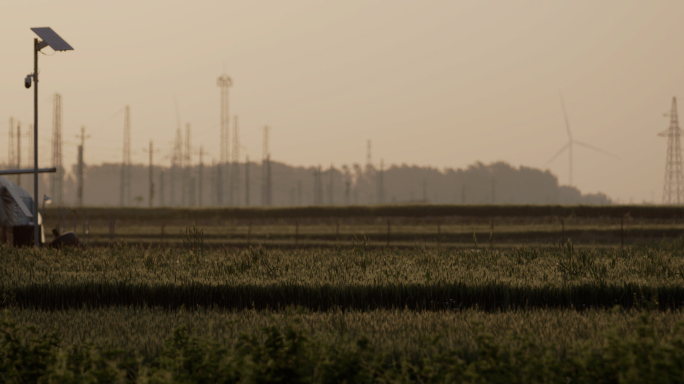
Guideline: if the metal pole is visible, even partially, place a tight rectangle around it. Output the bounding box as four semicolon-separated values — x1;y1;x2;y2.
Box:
33;38;39;246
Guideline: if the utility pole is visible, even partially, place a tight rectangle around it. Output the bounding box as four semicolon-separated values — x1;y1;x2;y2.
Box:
261;126;271;206
120;105;131;206
661;96;684;204
231;115;240;206
199;145;204;207
171;127;182;206
52;94;64;206
377;159;385;205
245;155;250;206
328;164;334;205
183;123;192;206
159;171;165;206
217;74;232;206
141;140;158;208
76;126;90;206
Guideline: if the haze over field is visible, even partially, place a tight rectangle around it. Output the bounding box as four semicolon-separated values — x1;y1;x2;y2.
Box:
2;1;683;204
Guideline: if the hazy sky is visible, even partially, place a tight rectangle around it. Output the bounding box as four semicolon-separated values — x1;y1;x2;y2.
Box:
2;1;684;204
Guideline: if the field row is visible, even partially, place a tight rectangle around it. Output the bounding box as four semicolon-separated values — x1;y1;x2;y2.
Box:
6;307;683;360
3;307;684;382
2;242;684;310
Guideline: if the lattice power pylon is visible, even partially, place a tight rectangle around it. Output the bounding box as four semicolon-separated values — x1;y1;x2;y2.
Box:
51;94;64;206
660;97;684;204
217;74;232;206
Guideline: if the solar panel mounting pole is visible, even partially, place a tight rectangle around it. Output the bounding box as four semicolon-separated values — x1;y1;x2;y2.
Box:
28;27;74;246
33;37;39;247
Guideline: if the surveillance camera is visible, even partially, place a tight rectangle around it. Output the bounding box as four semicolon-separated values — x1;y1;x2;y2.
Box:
24;75;32;89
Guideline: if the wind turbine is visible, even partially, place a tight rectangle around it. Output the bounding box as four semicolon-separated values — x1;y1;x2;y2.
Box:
546;94;618;187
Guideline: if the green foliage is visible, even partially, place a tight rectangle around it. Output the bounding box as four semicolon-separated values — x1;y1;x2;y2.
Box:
3;309;684;383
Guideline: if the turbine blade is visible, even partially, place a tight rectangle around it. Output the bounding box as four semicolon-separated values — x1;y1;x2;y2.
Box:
546;142;570;165
559;92;572;141
573;140;619;160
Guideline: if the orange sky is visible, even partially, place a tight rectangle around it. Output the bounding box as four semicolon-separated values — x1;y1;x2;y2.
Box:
2;1;684;204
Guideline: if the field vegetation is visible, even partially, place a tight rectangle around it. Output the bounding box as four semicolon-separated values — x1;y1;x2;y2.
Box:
3;209;684;381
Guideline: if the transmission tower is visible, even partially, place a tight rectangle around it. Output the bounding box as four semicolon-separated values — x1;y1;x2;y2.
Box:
661;96;684;204
76;126;90;206
231;116;240;206
52;94;64;206
120;105;131;206
217;74;232;206
261;126;271;206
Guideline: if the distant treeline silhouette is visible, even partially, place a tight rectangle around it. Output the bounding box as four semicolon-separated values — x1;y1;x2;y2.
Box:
30;160;610;207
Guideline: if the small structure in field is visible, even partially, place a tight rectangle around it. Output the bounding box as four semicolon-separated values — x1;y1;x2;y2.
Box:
0;176;44;246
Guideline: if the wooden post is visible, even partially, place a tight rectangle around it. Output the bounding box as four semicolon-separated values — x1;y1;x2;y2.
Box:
336;221;340;243
295;221;299;247
386;220;390;247
161;224;165;243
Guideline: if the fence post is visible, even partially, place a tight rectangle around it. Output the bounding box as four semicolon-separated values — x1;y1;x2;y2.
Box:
621;216;624;250
295;221;299;247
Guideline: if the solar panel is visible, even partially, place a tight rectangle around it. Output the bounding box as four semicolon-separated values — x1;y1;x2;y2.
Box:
31;27;73;51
